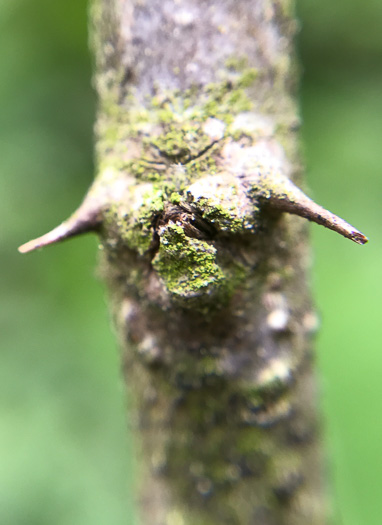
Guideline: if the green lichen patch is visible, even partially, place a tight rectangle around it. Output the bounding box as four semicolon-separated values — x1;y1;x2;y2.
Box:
97;67;259;187
194;198;246;235
103;184;165;256
238;68;258;88
225;56;250;72
152;223;225;308
186;174;260;234
145;121;213;163
97;67;267;308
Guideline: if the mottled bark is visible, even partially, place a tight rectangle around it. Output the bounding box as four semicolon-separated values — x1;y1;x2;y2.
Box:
20;1;368;524
90;2;325;524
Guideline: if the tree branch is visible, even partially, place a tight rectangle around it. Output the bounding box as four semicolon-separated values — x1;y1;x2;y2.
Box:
20;1;367;523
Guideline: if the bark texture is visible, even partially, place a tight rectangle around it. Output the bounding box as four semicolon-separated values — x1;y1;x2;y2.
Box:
88;1;328;524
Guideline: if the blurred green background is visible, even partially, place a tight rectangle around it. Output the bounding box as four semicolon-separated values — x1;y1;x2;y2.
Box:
0;1;380;524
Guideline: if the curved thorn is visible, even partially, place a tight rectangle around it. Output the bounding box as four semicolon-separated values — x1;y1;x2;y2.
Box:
266;177;368;245
18;203;102;254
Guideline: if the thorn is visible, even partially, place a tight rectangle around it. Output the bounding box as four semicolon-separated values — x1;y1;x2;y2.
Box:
264;174;368;245
18;200;102;254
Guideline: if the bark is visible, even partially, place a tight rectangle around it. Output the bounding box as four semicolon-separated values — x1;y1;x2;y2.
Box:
20;1;367;524
90;2;325;524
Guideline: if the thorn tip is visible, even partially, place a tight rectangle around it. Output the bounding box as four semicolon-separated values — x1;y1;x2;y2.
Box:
350;231;368;245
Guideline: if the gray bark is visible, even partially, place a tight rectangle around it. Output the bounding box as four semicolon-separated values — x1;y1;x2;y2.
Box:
90;1;328;524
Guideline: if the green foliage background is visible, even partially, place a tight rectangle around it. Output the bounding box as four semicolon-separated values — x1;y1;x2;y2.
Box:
1;1;380;523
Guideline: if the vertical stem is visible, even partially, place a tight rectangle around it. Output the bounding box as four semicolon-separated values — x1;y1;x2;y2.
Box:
90;1;329;523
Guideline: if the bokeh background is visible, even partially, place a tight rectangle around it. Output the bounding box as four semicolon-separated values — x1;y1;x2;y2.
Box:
1;1;380;523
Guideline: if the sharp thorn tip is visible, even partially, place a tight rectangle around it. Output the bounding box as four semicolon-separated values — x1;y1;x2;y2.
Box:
350;231;368;245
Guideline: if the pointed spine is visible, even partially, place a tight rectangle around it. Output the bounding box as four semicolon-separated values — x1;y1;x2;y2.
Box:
264;175;368;245
18;199;102;254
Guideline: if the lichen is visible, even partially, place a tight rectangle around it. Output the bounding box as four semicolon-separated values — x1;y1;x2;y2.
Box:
96;65;259;184
152;223;225;308
98;66;266;308
193;198;246;235
103;185;164;256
